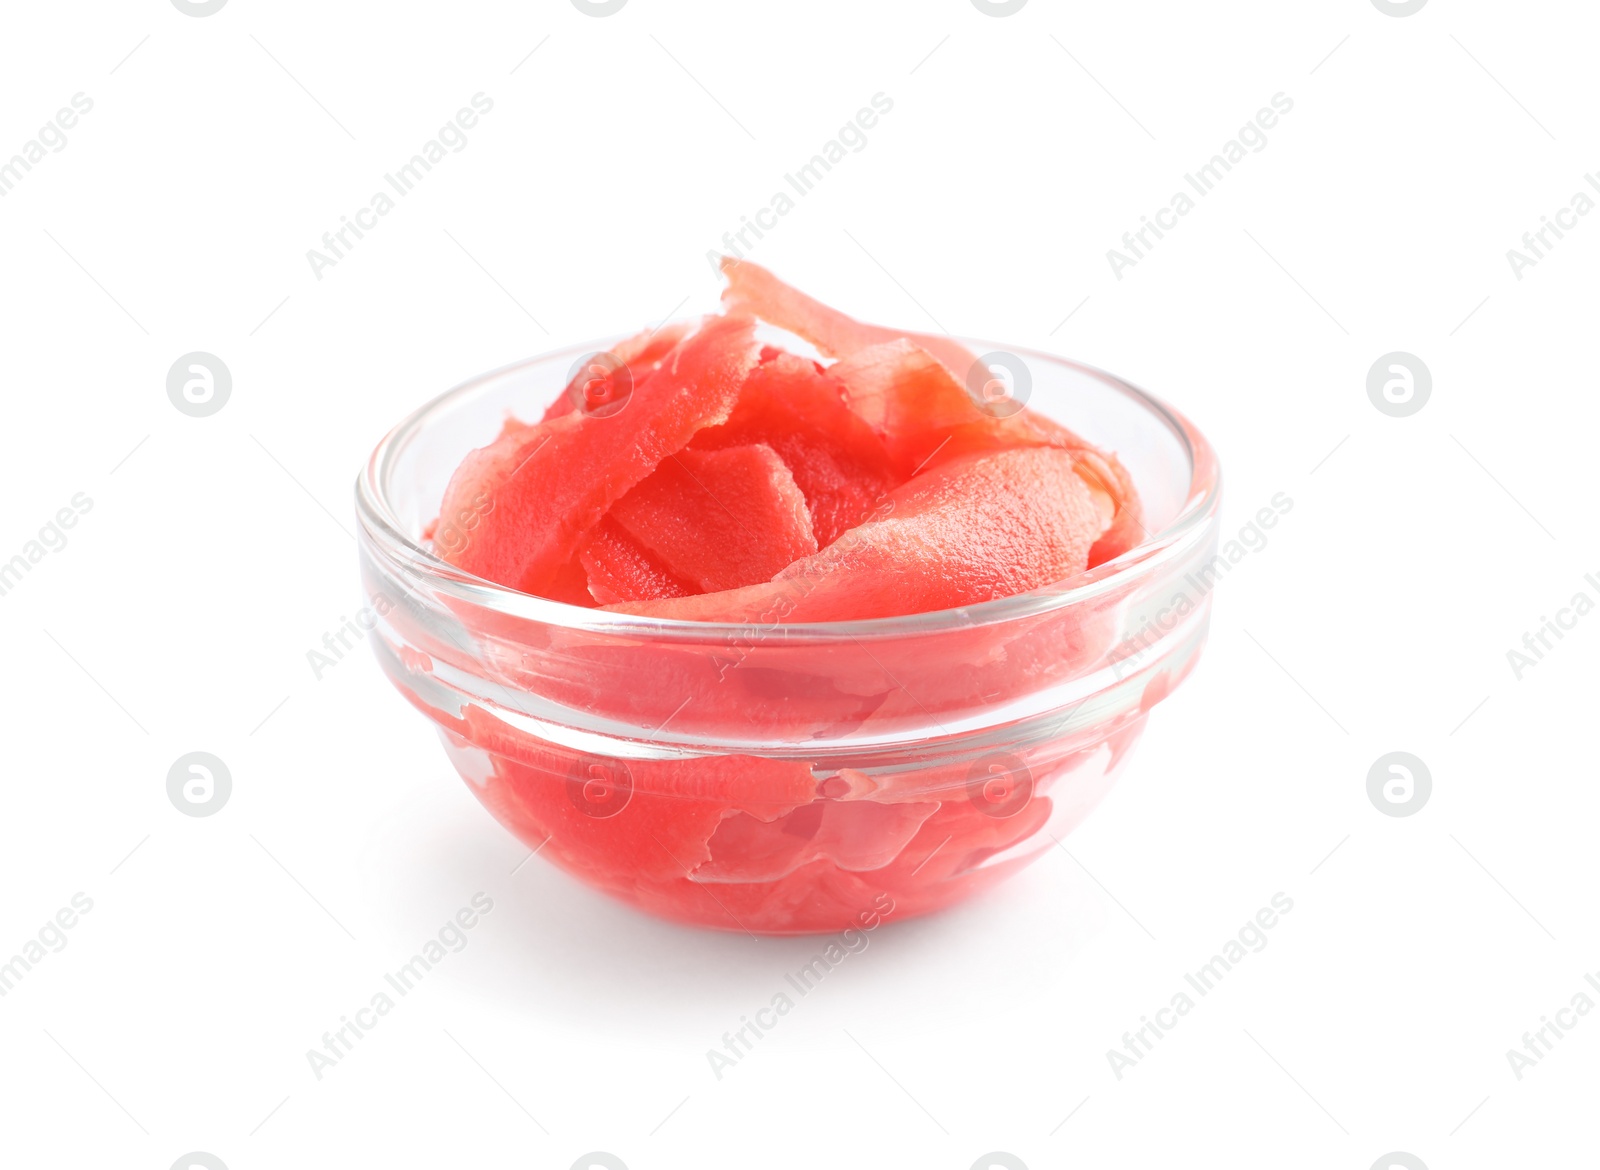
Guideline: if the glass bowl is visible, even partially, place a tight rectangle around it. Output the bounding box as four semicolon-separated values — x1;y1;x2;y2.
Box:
355;327;1220;935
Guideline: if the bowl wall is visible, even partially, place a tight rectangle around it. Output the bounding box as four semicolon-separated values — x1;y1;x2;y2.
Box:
356;331;1220;932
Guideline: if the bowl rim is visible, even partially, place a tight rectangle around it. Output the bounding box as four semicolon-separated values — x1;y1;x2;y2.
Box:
354;328;1222;641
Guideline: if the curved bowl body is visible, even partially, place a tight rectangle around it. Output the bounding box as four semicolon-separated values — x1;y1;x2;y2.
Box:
355;329;1221;934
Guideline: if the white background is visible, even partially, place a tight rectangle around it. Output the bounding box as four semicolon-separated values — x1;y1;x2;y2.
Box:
1;1;1595;1168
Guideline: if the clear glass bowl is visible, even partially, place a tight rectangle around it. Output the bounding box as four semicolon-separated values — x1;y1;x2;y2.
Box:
355;328;1221;935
